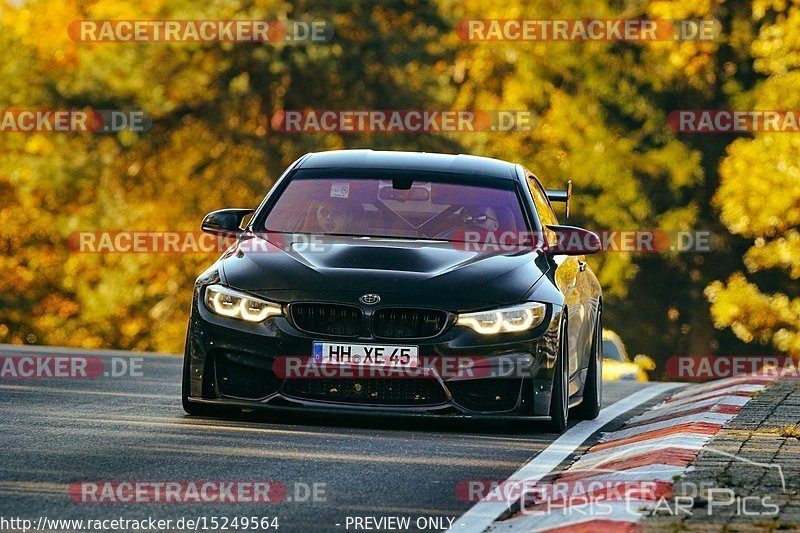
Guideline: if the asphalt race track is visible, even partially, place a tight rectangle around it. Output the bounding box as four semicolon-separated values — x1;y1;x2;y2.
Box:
0;345;664;532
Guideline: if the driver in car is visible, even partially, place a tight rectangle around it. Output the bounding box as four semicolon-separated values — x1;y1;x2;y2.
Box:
462;206;500;231
316;200;350;233
297;199;351;233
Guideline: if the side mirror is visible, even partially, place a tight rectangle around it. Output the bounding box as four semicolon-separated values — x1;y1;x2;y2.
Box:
545;225;601;255
546;180;572;218
634;354;656;372
201;208;254;236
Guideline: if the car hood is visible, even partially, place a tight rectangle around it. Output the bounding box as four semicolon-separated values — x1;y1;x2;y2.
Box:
220;233;548;311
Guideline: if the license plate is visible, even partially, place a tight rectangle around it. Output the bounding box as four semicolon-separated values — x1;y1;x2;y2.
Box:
312;342;418;368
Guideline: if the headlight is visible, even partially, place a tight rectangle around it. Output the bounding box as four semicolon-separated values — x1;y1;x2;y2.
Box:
204;284;282;323
457;302;546;335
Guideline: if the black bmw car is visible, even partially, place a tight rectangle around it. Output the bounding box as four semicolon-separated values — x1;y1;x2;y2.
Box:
182;150;602;432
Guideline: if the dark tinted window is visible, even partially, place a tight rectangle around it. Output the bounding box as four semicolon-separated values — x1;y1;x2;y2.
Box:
263;171;529;240
525;173;559;227
602;340;626;362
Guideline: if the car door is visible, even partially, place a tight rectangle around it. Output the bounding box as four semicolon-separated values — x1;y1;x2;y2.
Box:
524;172;592;398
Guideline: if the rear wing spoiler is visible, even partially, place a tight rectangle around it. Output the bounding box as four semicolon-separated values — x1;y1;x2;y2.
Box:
545;180;572;218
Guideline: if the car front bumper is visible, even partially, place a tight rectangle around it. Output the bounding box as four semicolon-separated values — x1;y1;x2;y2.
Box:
184;292;564;419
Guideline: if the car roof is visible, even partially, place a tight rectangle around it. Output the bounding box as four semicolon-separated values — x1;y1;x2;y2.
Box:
602;329;624;344
297;150;520;180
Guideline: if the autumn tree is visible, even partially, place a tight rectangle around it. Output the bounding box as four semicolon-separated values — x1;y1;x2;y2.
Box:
706;0;800;358
0;0;452;352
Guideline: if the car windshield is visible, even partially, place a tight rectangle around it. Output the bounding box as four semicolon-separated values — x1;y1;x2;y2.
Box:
602;340;626;362
262;170;529;241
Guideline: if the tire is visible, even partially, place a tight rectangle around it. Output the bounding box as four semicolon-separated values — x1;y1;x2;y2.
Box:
181;344;240;418
547;320;570;433
575;306;602;420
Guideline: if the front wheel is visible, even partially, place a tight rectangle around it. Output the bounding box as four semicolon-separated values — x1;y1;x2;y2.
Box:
575;307;602;420
547;320;570;433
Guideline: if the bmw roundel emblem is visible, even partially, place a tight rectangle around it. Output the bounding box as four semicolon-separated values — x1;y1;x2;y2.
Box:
360;294;381;305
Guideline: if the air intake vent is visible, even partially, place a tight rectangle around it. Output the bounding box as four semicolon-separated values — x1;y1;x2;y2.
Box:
290;303;363;336
372;308;448;338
